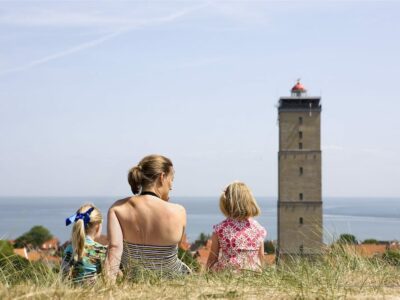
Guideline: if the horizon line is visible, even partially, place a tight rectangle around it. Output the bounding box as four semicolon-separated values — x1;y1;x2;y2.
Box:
0;195;399;199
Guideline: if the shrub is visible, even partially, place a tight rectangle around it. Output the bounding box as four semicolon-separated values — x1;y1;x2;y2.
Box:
178;248;200;272
382;250;400;266
264;240;275;254
0;255;51;285
337;234;357;245
0;240;14;258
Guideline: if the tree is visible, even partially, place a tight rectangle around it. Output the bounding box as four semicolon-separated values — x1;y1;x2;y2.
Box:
363;239;378;244
337;234;357;245
264;240;275;254
190;232;211;251
14;225;53;248
198;233;210;244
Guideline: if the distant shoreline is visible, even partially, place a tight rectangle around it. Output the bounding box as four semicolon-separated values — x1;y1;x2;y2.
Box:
1;196;399;243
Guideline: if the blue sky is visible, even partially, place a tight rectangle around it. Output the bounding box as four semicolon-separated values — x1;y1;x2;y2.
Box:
0;1;399;197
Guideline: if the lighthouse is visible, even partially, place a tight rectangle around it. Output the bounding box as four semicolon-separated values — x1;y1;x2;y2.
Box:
277;81;323;258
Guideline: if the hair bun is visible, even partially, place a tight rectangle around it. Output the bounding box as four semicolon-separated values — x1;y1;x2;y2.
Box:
128;166;143;194
128;155;173;195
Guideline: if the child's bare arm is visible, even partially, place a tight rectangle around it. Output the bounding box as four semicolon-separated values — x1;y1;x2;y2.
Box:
258;241;265;268
206;233;219;270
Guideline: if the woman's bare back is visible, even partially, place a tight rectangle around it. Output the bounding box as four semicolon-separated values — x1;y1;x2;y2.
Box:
111;195;186;246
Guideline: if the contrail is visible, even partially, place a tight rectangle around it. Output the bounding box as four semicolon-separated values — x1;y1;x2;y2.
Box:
0;4;207;76
0;29;127;75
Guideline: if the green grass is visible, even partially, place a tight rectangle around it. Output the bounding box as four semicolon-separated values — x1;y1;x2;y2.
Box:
1;247;399;300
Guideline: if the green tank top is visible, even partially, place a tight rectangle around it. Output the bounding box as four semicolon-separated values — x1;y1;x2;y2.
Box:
62;236;107;283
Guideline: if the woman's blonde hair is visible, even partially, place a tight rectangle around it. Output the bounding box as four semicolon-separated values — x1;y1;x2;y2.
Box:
71;203;102;260
128;154;173;194
219;181;261;220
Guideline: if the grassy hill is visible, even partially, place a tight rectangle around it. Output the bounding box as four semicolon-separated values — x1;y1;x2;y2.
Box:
1;246;400;299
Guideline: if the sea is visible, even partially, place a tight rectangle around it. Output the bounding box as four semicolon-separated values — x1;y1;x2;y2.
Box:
0;197;399;244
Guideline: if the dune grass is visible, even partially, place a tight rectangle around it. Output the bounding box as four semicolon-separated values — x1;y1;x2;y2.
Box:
1;246;400;299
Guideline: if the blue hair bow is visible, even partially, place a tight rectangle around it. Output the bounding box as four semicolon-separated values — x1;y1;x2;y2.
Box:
65;207;94;227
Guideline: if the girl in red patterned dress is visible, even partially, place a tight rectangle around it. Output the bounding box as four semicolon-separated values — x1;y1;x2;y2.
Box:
207;181;267;272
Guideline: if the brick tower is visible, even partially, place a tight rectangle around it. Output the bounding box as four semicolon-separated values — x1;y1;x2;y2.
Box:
277;80;323;258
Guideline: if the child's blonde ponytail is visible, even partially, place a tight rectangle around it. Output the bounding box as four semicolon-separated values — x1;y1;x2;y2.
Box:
67;203;103;261
71;219;86;260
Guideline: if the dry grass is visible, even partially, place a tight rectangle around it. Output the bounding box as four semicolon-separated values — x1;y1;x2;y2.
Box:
1;247;400;300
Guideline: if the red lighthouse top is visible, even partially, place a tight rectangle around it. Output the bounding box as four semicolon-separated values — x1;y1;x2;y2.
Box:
291;80;306;92
291;80;307;96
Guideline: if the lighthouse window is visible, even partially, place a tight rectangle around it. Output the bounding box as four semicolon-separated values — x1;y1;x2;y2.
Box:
299;142;303;149
299;117;303;124
299;217;304;225
299;193;303;200
299;167;303;175
299;131;303;139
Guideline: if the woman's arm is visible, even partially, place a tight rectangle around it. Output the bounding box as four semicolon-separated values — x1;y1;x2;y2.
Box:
179;204;187;241
206;233;220;270
104;207;123;282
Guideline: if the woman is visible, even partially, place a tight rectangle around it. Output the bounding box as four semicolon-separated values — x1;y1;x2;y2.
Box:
105;154;190;281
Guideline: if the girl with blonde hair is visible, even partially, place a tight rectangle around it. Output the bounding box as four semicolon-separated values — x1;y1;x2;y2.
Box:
207;181;267;271
62;203;107;283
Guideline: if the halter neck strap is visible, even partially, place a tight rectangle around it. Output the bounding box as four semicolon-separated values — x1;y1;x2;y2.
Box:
140;191;160;198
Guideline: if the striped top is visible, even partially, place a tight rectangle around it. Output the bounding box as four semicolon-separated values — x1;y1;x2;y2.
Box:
121;241;191;278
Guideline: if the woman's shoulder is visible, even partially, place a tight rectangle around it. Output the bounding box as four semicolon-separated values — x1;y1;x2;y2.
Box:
109;197;133;211
168;201;186;213
160;202;186;225
154;198;186;217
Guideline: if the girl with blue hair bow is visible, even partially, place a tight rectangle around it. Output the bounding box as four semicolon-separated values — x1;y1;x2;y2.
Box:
62;203;107;284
